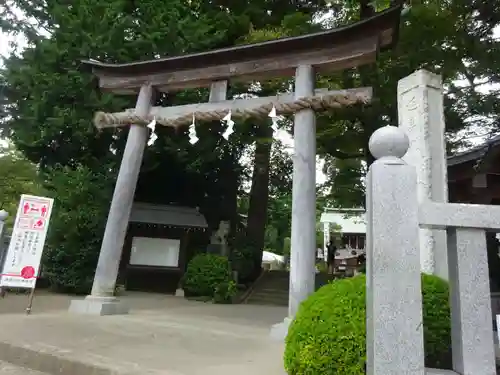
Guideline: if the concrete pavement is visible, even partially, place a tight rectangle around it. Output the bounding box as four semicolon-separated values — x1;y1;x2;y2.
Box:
0;361;47;374
0;291;288;375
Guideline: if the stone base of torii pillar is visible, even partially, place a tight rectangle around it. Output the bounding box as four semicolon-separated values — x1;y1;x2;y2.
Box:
69;295;130;315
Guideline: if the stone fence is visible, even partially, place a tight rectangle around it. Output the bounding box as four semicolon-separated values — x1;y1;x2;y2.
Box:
366;125;497;375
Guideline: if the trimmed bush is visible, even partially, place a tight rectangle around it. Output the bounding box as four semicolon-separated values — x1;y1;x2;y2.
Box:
183;253;235;303
214;280;237;304
284;274;451;374
420;274;453;367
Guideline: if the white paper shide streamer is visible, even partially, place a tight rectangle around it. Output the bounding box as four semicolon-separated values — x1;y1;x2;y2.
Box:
147;117;158;146
268;105;279;133
188;113;199;144
221;111;234;140
147;106;279;145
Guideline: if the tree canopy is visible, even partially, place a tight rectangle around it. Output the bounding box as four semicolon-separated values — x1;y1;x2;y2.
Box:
0;0;327;290
0;143;45;229
318;0;500;207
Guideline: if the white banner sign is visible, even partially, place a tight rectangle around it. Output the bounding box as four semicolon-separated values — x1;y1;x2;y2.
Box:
0;194;54;289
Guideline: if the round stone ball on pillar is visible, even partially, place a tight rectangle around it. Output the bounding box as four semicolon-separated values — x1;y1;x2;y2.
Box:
369;125;410;161
0;210;9;222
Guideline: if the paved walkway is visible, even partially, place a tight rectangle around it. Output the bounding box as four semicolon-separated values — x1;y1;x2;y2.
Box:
0;361;47;375
0;291;288;375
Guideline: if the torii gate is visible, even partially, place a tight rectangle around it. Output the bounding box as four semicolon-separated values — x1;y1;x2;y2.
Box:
69;6;402;329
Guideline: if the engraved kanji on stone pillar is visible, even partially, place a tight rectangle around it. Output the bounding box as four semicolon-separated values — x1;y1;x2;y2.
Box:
398;70;449;279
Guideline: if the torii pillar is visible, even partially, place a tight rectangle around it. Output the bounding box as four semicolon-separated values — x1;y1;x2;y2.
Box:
69;84;153;315
270;65;317;340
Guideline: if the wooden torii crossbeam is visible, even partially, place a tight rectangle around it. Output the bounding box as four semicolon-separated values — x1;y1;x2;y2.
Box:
69;5;403;321
83;6;401;129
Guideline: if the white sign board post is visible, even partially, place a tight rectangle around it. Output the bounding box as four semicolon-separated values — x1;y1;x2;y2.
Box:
0;194;54;314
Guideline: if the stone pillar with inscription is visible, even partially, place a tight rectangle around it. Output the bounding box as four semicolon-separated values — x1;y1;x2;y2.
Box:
397;70;449;279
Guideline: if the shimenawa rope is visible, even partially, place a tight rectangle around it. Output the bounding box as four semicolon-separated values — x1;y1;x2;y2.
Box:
93;91;370;129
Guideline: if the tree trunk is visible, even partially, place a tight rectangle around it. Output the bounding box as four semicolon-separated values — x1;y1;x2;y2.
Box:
246;125;273;279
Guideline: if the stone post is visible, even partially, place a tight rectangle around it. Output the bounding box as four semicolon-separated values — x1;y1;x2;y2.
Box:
0;209;9;297
323;222;330;261
397;70;449;279
0;209;9;271
447;228;496;375
69;84;154;315
366;126;425;375
270;64;316;340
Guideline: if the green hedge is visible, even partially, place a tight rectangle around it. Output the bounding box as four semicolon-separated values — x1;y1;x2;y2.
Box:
284;274;451;374
183;253;236;303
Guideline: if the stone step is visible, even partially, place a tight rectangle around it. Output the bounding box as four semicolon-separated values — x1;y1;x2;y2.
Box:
246;297;288;306
248;291;288;300
258;279;289;286
254;284;288;291
254;289;287;295
260;276;290;285
244;271;291;306
246;292;289;306
256;280;290;290
263;275;289;280
254;290;288;299
254;285;288;295
261;272;289;280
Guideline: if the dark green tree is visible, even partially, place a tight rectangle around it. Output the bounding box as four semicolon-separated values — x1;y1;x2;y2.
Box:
42;164;116;293
0;0;328;291
1;0;240;292
0;143;46;229
317;0;500;208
